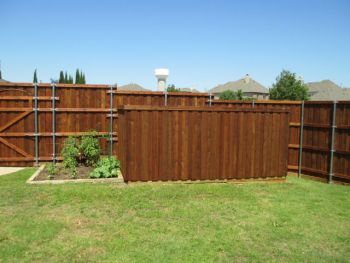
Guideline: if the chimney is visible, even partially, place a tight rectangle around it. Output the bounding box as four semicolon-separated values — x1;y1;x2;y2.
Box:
244;74;250;83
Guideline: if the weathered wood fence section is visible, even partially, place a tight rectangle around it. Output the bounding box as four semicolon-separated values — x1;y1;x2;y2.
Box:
117;106;290;182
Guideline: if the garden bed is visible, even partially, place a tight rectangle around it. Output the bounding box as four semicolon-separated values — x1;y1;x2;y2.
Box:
27;164;124;184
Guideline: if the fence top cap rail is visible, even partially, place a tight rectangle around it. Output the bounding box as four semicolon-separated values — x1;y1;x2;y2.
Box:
0;82;112;89
115;90;209;97
305;100;350;104
211;99;303;105
118;105;290;113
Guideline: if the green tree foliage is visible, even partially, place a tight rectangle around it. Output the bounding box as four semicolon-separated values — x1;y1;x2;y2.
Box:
219;89;247;100
57;69;86;84
269;70;310;100
75;69;80;84
59;71;64;83
166;84;180;92
33;69;38;83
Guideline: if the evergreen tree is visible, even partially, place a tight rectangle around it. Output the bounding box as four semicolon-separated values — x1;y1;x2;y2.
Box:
33;69;38;83
80;70;83;84
59;71;64;83
75;69;80;84
64;72;68;83
69;75;74;84
82;73;86;84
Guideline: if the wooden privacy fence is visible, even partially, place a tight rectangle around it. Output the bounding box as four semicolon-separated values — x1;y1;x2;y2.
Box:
209;100;302;173
0;82;349;183
0;82;207;166
117;106;290;182
299;101;350;183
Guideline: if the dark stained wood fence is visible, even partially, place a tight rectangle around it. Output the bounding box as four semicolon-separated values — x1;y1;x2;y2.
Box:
1;82;349;183
210;100;302;172
0;82;208;166
301;101;350;182
117;106;290;182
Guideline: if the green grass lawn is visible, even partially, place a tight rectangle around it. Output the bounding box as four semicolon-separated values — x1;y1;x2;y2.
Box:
0;169;349;262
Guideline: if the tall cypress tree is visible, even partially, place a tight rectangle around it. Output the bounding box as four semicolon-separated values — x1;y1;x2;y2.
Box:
64;72;68;83
75;69;80;84
69;75;73;84
82;73;86;84
33;69;38;83
59;71;64;83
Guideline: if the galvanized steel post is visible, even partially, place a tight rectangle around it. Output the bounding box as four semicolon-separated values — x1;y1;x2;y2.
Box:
298;101;305;177
328;101;337;183
209;92;212;107
33;83;39;166
109;85;114;157
164;88;168;106
252;100;255;108
51;83;56;164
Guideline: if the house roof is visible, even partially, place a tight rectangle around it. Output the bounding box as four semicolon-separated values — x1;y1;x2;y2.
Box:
306;80;350;101
179;87;200;93
117;83;149;91
209;74;268;94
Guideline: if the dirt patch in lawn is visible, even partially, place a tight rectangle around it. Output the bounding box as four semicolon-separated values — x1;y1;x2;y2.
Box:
34;164;96;181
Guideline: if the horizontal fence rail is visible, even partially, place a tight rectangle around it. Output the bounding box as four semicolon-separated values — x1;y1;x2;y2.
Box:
117;106;290;182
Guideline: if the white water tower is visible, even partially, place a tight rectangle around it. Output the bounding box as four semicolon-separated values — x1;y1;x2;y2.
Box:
155;68;169;91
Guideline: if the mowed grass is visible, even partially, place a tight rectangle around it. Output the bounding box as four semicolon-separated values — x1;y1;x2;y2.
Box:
0;169;349;262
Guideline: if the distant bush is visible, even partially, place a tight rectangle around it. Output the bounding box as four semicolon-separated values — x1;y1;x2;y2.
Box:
269;70;310;100
166;84;180;92
90;156;120;178
219;89;245;100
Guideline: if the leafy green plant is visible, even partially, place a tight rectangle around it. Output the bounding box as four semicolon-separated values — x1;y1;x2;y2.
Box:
90;156;120;178
79;131;101;166
61;137;79;178
46;163;57;179
61;136;79;169
71;166;77;179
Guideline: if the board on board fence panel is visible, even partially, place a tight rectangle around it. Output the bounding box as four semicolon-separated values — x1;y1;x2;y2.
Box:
117;106;290;182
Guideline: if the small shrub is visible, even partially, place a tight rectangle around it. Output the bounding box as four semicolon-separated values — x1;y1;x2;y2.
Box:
90;156;120;178
60;136;80;179
46;163;57;179
71;166;77;179
80;132;101;166
61;136;79;169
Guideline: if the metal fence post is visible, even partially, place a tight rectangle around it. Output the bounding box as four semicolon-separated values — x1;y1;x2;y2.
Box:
298;101;305;177
51;83;56;164
109;85;114;157
328;101;337;183
33;83;39;166
164;88;168;106
252;100;255;108
209;92;212;107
